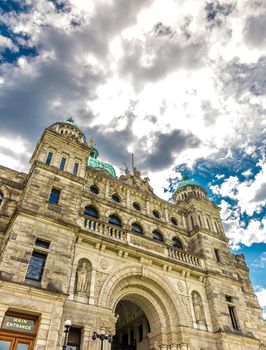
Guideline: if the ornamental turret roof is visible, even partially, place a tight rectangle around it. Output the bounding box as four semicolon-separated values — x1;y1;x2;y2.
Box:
176;176;201;190
87;137;116;177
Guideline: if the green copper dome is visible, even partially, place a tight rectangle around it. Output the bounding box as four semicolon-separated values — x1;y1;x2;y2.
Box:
87;137;116;177
64;117;78;127
176;176;201;190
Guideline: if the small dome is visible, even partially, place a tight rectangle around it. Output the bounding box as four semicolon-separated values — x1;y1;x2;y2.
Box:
173;176;207;202
48;118;87;145
176;178;200;190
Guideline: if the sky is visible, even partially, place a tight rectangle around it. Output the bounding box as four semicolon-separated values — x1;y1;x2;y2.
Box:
0;0;266;318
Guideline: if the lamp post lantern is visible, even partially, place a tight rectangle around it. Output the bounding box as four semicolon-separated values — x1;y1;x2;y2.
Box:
92;331;113;350
62;320;72;350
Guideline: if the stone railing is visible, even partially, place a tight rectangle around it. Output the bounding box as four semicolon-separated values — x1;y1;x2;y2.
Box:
83;218;203;268
84;218;127;241
167;247;201;267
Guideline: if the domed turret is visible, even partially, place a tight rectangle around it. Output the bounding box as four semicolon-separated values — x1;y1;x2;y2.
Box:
173;176;207;202
87;137;116;177
48;118;87;145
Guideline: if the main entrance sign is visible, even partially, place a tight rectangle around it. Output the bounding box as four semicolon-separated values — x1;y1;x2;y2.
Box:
2;317;35;334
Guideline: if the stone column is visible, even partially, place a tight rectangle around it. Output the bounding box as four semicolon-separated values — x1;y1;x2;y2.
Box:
105;181;109;197
179;342;189;350
146;199;150;215
170;345;178;350
126;189;130;206
88;269;97;305
0;305;7;325
160;345;168;350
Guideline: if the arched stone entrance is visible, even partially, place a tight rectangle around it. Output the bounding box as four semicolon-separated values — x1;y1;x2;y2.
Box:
112;299;150;350
98;264;192;350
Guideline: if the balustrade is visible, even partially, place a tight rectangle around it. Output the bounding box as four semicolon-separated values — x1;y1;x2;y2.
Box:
83;218;202;268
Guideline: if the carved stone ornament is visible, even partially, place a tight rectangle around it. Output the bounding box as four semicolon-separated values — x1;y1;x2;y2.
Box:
130;236;164;253
101;259;108;270
76;261;89;293
177;280;185;293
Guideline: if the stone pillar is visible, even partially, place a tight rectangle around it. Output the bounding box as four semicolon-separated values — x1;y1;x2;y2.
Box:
105;181;109;197
164;207;169;221
160;345;167;350
0;305;7;325
126;189;130;206
170;345;178;350
82;326;92;350
88;269;97;305
179;342;189;350
146;200;150;215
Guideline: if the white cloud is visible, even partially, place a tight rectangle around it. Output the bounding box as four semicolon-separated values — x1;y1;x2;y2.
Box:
252;252;266;269
255;286;266;319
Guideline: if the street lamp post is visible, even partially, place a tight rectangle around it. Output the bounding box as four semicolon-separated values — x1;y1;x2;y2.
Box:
92;331;113;350
62;320;72;350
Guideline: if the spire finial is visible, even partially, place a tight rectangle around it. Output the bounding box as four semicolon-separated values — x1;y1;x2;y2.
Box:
90;136;94;145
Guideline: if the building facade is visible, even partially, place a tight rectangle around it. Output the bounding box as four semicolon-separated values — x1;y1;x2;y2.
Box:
0;119;265;350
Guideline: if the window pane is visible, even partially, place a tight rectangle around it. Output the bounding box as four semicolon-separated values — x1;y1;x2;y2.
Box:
73;163;79;176
0;340;12;350
0;192;3;207
35;239;50;249
172;237;182;249
131;223;143;234
133;202;141;211
90;185;99;194
153;231;163;242
60;157;66;171
84;206;98;219
152;210;160;219
49;188;60;204
112;194;120;203
26;251;46;281
109;215;121;227
45;152;53;165
16;344;29;350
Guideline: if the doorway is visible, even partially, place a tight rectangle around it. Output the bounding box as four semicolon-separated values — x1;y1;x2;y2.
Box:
111;300;150;350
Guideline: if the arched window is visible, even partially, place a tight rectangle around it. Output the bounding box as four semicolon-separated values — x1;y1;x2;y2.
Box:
112;193;120;203
109;214;122;227
133;202;141;211
172;237;183;249
84;206;99;219
131;223;143;234
152;230;164;242
90;185;99;194
0;192;3;207
152;210;160;219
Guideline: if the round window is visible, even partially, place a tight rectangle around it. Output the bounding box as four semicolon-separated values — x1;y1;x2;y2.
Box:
171;217;178;226
90;185;99;194
133;202;141;211
112;194;120;203
152;210;160;219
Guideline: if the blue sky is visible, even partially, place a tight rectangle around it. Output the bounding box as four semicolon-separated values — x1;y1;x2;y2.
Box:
0;0;266;316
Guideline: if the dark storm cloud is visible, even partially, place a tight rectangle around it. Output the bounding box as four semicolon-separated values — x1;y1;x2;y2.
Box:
219;56;266;98
137;129;201;171
82;109;200;173
118;22;207;88
0;0;151;145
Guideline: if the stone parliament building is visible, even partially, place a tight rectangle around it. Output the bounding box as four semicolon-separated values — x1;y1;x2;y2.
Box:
0;119;265;350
